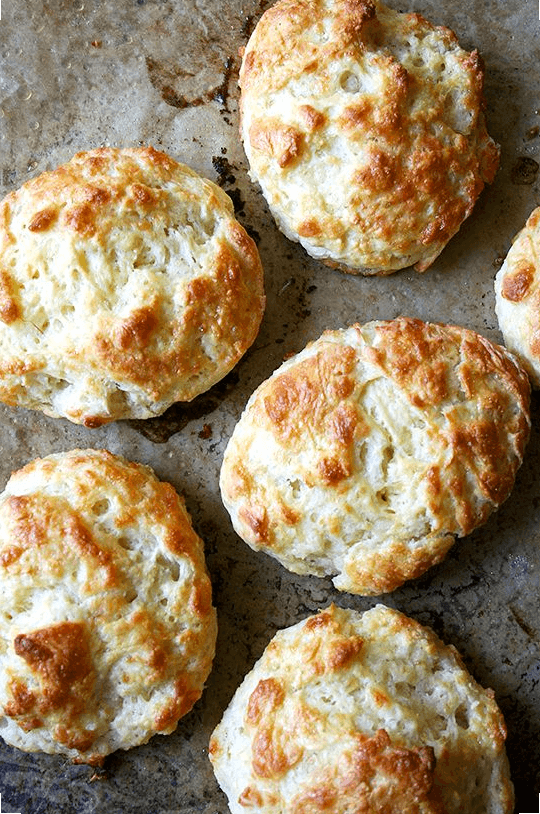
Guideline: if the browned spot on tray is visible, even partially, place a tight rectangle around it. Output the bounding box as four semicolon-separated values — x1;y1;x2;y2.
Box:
126;369;240;444
82;415;110;429
145;54;235;111
511;157;539;185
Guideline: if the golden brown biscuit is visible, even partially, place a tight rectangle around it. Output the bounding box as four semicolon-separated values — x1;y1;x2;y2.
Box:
210;604;514;814
239;0;499;274
0;146;265;426
0;449;217;764
495;206;540;387
220;318;530;594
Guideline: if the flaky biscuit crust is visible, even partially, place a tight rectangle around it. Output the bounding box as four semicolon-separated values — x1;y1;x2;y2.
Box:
220;318;530;594
239;0;499;274
210;604;514;814
0;146;265;426
0;449;217;764
495;206;540;387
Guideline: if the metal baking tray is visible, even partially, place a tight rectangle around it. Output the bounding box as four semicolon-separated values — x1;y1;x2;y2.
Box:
0;0;538;811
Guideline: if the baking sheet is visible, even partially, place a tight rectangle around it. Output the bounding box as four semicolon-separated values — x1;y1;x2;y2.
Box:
0;0;539;811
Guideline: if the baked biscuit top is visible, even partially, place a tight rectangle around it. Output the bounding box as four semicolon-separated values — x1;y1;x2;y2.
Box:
0;449;217;764
220;318;530;594
240;0;499;273
210;604;514;813
0;147;265;425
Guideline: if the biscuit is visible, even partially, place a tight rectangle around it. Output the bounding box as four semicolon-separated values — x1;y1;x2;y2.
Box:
210;604;514;814
239;0;499;274
0;146;265;426
494;206;540;387
219;318;530;595
0;449;217;764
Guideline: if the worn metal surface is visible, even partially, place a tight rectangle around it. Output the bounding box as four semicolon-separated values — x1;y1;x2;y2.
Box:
0;0;539;811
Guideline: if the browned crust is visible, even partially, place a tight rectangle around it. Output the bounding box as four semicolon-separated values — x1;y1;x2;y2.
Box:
501;262;535;302
249;119;304;168
6;622;97;753
0;268;20;324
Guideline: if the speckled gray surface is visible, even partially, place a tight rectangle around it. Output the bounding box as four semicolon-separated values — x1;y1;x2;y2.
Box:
0;0;539;812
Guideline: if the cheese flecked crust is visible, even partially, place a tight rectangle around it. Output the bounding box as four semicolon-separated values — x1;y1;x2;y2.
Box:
495;206;540;387
239;0;499;274
0;449;217;765
209;604;514;814
0;146;265;426
220;318;530;595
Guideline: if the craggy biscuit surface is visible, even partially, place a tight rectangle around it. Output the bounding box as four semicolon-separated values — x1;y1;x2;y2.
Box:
495;206;540;387
210;604;514;814
239;0;499;274
0;146;265;426
0;449;217;764
220;318;530;594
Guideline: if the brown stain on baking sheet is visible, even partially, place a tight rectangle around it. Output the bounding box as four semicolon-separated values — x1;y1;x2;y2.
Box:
126;368;240;443
212;155;245;215
511;157;539;185
145;55;234;111
212;155;237;186
211;154;260;240
509;605;538;640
